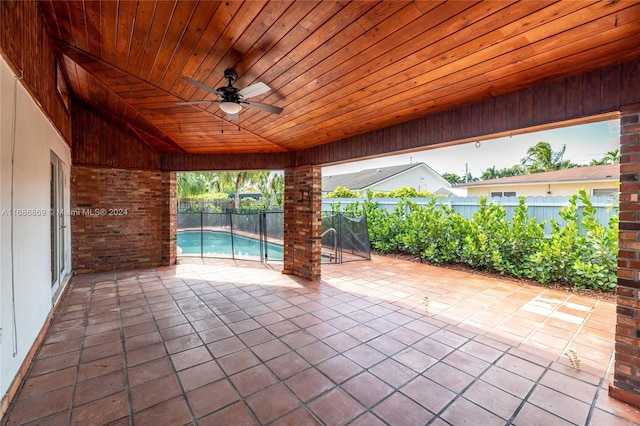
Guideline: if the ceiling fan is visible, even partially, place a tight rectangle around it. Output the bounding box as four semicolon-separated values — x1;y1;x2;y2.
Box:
178;70;283;120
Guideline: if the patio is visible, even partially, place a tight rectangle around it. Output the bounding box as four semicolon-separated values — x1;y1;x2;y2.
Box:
3;256;639;425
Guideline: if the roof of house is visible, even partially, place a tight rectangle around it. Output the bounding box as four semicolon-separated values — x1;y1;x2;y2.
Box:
322;163;444;193
455;164;620;188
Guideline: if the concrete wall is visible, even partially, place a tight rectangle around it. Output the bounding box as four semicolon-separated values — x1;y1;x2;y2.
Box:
0;56;71;399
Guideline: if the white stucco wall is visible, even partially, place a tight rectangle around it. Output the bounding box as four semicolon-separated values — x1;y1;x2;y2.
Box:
369;166;450;193
0;56;71;398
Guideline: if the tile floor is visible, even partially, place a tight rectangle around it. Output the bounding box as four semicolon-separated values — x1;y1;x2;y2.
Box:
3;255;640;425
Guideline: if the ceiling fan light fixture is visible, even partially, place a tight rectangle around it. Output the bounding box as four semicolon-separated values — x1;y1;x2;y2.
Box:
220;101;242;115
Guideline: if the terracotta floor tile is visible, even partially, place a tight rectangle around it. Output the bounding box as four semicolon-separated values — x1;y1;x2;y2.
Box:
323;332;361;352
270;407;320;426
368;334;407;356
230;364;278;397
246;383;299;424
4;387;73;424
342;372;394;407
480;365;534;399
177;360;225;392
284;368;334;402
464;380;521;420
198;401;258;426
401;376;456;414
266;351;311;380
349;412;387;426
74;370;126;406
386;327;424;345
369;358;417;388
443;350;490;377
170;345;212;371
394;347;437;373
130;374;182;413
207;336;246;358
164;333;204;354
512;402;569;426
251;339;290;361
441;397;505;426
2;258;626;425
37;338;83;359
187;379;240;419
77;354;124;382
128;357;174;387
317;354;363;384
308;388;364;425
125;342;167;368
124;331;162;351
19;367;76;399
29;351;80;377
528;385;590;425
70;391;129;425
424;362;475;393
496;353;546;382
132;396;193;426
159;323;194;341
373;392;434;426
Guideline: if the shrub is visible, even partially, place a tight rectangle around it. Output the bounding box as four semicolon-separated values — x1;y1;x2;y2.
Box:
333;190;618;291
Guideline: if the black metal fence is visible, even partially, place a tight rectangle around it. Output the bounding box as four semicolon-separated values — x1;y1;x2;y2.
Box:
177;211;371;264
177;211;284;262
321;212;371;263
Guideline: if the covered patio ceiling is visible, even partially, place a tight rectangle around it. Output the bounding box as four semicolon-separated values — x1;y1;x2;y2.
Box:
40;1;640;156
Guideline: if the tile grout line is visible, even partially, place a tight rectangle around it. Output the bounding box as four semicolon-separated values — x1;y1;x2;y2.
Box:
116;272;134;426
65;275;97;426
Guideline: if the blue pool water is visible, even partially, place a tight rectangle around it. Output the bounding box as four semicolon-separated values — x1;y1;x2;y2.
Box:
177;230;283;260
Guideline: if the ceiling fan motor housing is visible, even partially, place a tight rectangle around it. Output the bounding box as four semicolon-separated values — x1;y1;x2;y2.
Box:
218;70;240;102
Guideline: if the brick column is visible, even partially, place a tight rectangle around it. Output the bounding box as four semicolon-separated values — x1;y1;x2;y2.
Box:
610;106;640;408
282;165;322;281
162;171;177;265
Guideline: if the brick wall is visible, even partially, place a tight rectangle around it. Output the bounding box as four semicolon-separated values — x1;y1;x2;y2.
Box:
612;107;640;408
71;166;176;272
283;166;322;281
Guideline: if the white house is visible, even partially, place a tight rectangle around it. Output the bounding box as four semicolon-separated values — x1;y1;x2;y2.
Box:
322;162;456;195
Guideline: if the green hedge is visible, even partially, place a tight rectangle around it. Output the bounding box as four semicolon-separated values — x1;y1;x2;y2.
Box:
336;189;618;291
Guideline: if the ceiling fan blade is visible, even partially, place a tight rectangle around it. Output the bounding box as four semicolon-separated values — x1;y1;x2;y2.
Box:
243;101;283;114
176;100;218;105
238;82;271;99
181;76;220;96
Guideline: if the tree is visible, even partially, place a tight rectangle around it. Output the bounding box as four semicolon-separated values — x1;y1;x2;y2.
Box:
442;173;463;185
255;172;284;209
481;166;499;180
521;142;574;173
590;149;620;165
324;186;361;198
176;172;207;198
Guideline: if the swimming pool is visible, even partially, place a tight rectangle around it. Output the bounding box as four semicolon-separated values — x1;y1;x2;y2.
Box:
177;230;283;260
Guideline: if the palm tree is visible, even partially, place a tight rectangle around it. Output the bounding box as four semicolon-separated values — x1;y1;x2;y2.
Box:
590;149;620;165
521;142;574;173
176;172;207;198
481;166;499;180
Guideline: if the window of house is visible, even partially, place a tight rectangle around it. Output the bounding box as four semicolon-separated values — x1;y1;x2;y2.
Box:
490;192;502;197
593;188;616;196
490;191;516;197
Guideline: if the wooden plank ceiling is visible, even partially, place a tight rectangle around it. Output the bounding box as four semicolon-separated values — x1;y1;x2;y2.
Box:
38;1;640;155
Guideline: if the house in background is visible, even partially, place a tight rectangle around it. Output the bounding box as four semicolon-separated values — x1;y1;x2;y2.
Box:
456;164;619;197
322;163;458;195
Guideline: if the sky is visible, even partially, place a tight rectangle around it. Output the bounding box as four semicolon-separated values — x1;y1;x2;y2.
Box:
322;119;620;178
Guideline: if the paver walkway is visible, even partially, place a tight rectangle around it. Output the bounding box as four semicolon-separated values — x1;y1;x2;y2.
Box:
3;255;640;425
